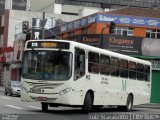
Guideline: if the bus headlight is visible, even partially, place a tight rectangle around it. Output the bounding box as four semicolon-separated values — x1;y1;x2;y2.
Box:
59;87;72;96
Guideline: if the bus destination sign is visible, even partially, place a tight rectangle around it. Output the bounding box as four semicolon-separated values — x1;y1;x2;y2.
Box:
27;41;70;49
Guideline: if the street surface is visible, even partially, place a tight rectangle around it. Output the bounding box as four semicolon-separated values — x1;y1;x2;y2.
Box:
0;92;160;120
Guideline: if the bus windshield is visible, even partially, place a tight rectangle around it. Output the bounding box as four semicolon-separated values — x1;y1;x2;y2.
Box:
22;50;72;81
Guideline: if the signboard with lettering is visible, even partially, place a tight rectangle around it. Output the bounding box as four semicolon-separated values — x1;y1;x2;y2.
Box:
27;41;70;49
141;38;160;57
67;34;101;47
6;52;13;63
104;35;160;57
96;14;160;28
104;35;142;55
14;33;26;61
61;14;96;32
60;13;160;33
31;29;42;40
66;34;160;57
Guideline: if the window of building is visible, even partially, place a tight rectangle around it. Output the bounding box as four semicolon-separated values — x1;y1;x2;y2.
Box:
55;0;101;8
12;0;27;11
55;0;160;8
81;27;90;34
61;12;78;16
115;27;134;36
146;29;160;39
0;27;4;34
88;52;99;74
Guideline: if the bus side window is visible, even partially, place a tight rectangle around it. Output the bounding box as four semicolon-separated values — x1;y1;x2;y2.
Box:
129;61;136;80
119;59;128;78
110;57;119;76
74;48;85;80
88;52;99;74
100;54;110;75
137;63;145;81
144;65;150;82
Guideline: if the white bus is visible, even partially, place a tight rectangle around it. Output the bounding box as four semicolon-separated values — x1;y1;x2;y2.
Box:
21;39;151;113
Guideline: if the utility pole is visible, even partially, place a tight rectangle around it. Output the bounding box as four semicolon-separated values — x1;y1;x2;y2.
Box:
42;12;45;39
100;21;116;48
100;25;109;48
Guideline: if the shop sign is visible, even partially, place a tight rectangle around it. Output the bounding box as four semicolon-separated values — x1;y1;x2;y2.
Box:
104;35;160;57
104;35;142;55
14;34;25;61
61;14;96;32
96;14;160;28
141;38;160;57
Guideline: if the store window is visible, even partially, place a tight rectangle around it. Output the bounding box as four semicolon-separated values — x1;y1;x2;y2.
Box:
146;29;160;39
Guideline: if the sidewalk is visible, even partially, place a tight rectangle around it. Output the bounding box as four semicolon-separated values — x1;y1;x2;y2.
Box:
135;103;160;109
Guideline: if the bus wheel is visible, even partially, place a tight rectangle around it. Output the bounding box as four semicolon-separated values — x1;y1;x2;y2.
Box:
41;102;48;111
82;92;93;114
117;95;133;112
125;95;133;112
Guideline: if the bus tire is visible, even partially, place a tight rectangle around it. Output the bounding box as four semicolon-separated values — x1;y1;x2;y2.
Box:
82;92;93;114
117;95;133;112
41;102;48;111
125;95;133;112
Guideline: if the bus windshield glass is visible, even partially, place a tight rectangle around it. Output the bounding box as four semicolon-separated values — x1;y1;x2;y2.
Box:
22;50;72;81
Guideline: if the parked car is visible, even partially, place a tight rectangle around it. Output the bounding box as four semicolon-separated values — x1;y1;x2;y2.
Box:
4;81;21;96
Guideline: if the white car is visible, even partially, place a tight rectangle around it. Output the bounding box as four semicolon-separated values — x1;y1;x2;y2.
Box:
4;81;21;96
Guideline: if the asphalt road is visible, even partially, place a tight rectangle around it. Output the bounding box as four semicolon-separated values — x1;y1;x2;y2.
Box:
0;92;160;120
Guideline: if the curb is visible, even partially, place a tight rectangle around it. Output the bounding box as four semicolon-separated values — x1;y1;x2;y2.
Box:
135;104;160;109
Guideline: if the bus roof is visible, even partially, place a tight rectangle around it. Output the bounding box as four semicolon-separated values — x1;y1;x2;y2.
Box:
26;39;151;66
